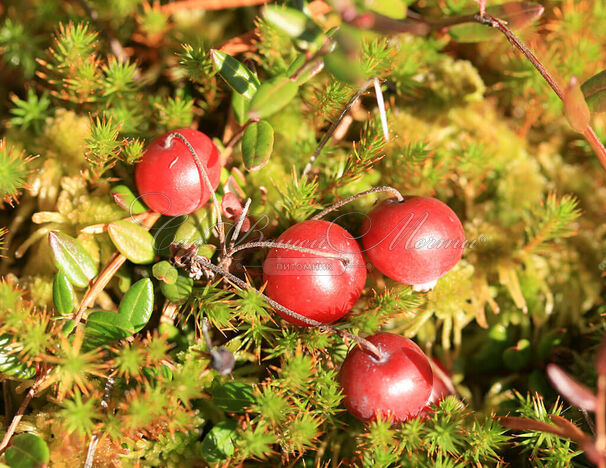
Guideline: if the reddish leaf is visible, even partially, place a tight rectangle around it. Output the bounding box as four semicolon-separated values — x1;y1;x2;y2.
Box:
222;192;243;220
563;76;591;133
546;363;596;411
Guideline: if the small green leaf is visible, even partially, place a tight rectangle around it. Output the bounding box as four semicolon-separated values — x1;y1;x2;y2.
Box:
503;339;532;371
202;420;238;462
48;231;98;288
5;433;49;468
581;70;606;113
450;2;544;43
152;260;179;284
211;49;260;100
241;120;274;171
0;335;36;380
85;311;134;348
159;271;194;304
110;185;147;214
263;5;309;38
231;92;249;125
368;0;406;19
108;220;155;264
174;207;215;247
53;271;76;315
211;382;255;413
118;278;154;332
248;76;299;120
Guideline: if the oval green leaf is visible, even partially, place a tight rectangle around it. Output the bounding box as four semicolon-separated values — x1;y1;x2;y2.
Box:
5;433;50;468
210;382;255;413
110;185;147;214
53;271;76;315
248;76;299;120
263;5;309;38
85;310;134;348
108;220;155;264
324;51;364;85
152;260;178;284
202;420;238;462
231;91;249;125
581;70;606;113
48;231;98;288
159;271;194;304
368;0;406;19
211;49;260;100
241;120;274;171
118;278;154;332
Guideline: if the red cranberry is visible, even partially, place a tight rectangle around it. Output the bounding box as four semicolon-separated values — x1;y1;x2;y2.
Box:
362;196;465;290
339;332;433;422
135;128;221;216
263;220;366;325
421;358;454;415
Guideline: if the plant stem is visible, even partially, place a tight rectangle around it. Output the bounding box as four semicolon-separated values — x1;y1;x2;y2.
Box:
475;13;606;172
310;186;404;220
169;132;227;257
597;375;606;455
84;372;115;468
192;259;385;361
302;79;375;178
229;198;251;251
0;368;51;454
227;241;350;264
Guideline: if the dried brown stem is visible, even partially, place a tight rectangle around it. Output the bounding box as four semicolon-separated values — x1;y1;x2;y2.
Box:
310;186;404;220
227;241;350;264
475;13;606;172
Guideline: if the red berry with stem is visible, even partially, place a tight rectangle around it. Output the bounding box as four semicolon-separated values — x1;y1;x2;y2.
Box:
362;196;465;290
135;128;221;216
339;332;433;422
263;220;366;326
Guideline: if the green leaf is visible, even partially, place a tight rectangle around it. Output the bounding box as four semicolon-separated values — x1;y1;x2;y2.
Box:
159;271;194;304
263;5;308;38
53;271;76;315
0;335;36;380
48;231;98;289
108;220;155;264
581;70;606;113
231;92;249;125
503;339;532;371
85;311;134;348
152;260;179;284
211;49;260;100
368;0;406;19
450;2;544;43
110;185;147;214
4;433;49;468
211;382;256;413
248;76;299;120
202;420;238;462
241;120;274;171
173;207;215;247
118;278;154;332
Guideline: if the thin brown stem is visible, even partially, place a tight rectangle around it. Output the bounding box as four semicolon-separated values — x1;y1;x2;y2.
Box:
191;259;385;361
227;241;350;264
302;79;375;178
475;13;606;173
168;132;227;257
310;186;404;220
0;368;51;454
229;198;251;251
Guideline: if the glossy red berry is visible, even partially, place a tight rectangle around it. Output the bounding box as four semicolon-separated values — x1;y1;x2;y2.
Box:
339;332;433;422
362;196;465;290
263;220;366;326
135;128;221;216
421;358;453;415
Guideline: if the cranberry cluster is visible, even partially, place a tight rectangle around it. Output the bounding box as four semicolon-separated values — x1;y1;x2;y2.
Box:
135;129;464;423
